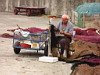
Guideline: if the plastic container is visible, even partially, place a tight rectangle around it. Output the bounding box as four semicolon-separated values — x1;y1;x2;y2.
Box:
39;56;58;62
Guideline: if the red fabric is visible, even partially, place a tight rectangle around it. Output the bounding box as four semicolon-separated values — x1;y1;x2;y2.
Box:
74;28;97;35
87;28;97;31
1;27;48;38
0;33;13;38
7;27;48;33
74;28;81;35
80;30;88;35
80;57;100;63
87;30;98;36
23;27;48;33
74;35;100;43
74;28;100;43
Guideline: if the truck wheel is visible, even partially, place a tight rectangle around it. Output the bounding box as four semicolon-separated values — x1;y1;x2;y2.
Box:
26;10;31;16
14;48;21;54
14;9;18;15
41;10;45;14
14;41;21;54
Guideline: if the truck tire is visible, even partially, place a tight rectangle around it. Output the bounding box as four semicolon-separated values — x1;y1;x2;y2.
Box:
14;41;21;54
14;48;21;54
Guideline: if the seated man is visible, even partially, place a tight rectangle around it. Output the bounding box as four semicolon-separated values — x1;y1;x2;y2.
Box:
50;15;74;58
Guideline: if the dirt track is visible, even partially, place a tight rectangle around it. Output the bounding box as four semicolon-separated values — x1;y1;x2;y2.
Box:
0;12;72;75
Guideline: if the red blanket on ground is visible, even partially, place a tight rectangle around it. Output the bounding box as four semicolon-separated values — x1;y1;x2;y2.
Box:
74;28;100;44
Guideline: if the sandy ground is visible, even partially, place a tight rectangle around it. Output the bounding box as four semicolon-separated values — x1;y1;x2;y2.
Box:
0;12;72;75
